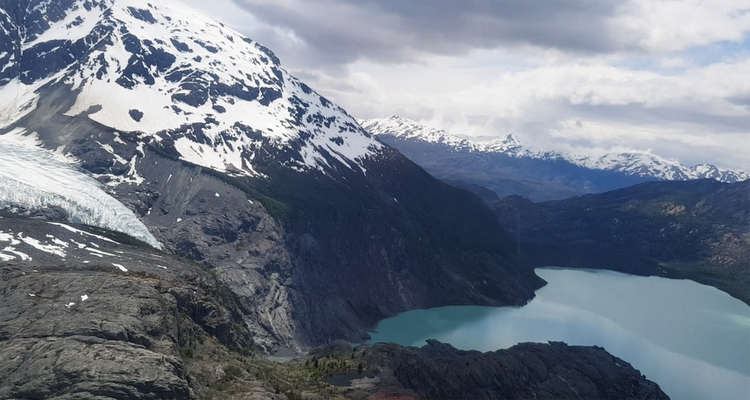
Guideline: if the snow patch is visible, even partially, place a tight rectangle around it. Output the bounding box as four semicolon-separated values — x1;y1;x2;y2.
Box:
23;3;103;50
48;222;119;244
87;247;117;258
112;263;128;272
4;248;31;261
18;235;67;258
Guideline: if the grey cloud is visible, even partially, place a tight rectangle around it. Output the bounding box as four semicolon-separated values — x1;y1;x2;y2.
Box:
510;97;750;142
230;0;623;68
728;95;750;108
567;102;750;134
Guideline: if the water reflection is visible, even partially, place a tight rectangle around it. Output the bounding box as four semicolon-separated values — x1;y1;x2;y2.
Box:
369;268;750;400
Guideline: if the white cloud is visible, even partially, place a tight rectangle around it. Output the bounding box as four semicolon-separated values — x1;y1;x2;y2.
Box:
614;0;750;52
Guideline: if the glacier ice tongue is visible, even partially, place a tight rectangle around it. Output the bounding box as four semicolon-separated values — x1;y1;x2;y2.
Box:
0;133;162;248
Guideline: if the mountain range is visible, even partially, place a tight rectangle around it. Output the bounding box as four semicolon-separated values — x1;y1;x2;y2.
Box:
362;115;748;201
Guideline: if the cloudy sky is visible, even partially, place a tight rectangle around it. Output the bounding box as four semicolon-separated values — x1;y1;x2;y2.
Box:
184;0;750;170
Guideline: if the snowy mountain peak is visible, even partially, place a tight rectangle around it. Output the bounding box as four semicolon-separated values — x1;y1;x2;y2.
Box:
504;134;521;147
363;115;467;147
573;151;750;182
0;0;382;177
361;115;527;155
482;134;523;154
363;116;749;184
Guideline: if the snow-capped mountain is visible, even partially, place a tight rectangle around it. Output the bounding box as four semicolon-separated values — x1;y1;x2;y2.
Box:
571;152;749;182
361;115;529;157
1;0;381;178
363;115;749;184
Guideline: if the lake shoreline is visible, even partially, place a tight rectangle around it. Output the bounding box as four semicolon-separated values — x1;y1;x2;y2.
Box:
368;267;750;400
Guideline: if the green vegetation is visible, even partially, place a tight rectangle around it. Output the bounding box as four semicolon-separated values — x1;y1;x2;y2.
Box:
183;337;371;400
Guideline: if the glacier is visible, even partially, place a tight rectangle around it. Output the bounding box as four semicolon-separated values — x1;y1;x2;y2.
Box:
0;131;161;248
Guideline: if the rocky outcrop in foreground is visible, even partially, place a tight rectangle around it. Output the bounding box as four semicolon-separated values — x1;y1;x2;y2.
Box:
316;340;669;400
0;217;253;399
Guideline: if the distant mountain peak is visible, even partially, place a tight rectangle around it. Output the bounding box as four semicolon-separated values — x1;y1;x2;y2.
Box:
504;133;521;146
573;151;749;182
362;116;748;183
481;133;523;154
361;116;529;156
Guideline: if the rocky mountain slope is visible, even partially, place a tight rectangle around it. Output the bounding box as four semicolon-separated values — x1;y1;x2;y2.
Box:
0;0;543;350
494;179;750;306
362;116;748;201
0;217;669;399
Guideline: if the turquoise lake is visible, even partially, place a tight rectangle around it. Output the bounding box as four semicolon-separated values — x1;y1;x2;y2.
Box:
369;268;750;400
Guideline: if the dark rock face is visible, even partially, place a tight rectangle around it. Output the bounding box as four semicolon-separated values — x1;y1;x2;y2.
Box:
494;179;750;305
244;148;544;347
129;108;144;121
120;139;542;349
318;341;669;400
2;337;190;400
